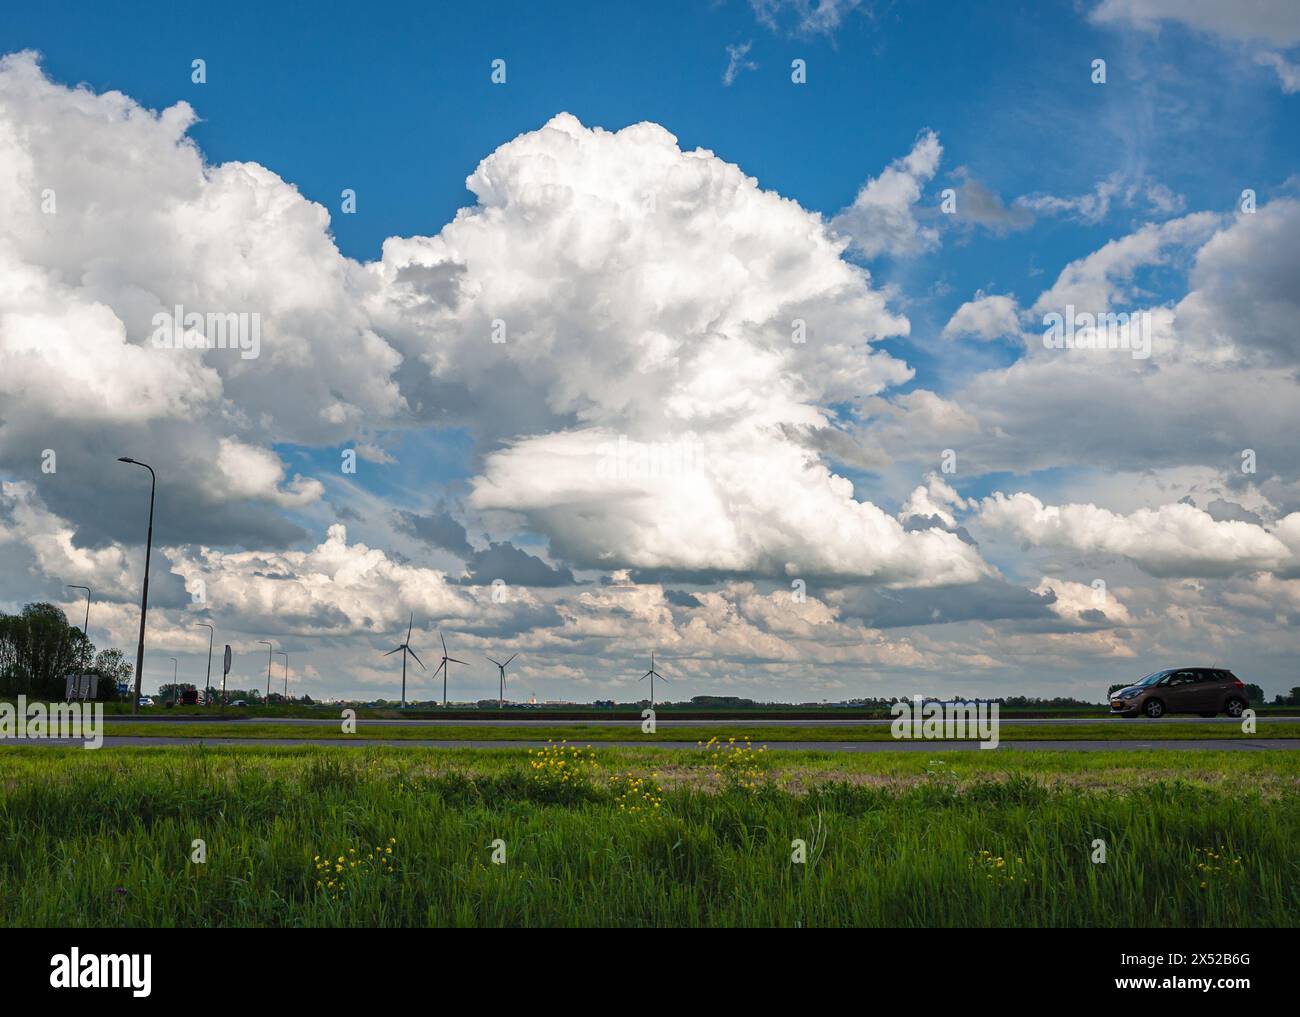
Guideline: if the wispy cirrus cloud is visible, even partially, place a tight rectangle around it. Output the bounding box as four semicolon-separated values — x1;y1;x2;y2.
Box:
722;41;757;85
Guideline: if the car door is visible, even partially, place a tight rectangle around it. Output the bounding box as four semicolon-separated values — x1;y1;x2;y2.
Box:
1187;670;1222;711
1206;670;1236;712
1161;670;1200;712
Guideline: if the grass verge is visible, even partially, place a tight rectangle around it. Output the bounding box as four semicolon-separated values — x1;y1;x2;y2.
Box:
0;745;1295;927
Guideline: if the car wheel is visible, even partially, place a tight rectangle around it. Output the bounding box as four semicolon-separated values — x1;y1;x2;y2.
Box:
1225;698;1246;718
1143;698;1164;718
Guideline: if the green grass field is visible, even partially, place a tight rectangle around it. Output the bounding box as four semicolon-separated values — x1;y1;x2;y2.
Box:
0;744;1296;927
96;719;1300;741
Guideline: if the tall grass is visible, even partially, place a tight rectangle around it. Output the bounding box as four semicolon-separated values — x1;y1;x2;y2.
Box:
0;746;1295;927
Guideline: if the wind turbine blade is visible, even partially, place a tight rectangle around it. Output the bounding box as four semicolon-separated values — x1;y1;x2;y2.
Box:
407;613;413;642
486;657;502;667
639;672;650;681
440;631;448;655
383;647;402;656
408;648;426;669
503;653;517;667
448;657;468;666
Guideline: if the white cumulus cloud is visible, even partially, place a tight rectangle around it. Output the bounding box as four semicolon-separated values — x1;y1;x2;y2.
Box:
979;492;1299;578
832;130;943;260
942;292;1021;342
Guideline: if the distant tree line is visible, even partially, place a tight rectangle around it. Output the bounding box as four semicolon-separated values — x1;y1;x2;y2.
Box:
689;694;1113;709
841;695;1112;708
0;602;133;700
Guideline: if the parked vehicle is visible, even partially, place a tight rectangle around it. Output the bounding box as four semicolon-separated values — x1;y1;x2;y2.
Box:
138;697;154;708
1110;668;1249;718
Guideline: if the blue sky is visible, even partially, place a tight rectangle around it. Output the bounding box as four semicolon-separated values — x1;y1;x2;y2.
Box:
2;1;1300;701
10;0;1296;395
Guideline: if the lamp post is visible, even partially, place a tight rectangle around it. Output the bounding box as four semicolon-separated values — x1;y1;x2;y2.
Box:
168;656;178;706
276;650;289;703
195;623;214;706
220;644;231;717
65;585;91;636
65;585;91;699
117;457;155;716
258;640;273;704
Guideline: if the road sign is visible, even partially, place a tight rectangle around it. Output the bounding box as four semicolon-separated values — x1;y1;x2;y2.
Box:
223;645;232;675
65;674;98;701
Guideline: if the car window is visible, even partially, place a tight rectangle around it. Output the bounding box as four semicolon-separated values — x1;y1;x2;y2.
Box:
1168;671;1197;686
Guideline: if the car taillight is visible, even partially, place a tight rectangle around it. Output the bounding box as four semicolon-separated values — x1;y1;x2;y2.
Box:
1234;679;1245;689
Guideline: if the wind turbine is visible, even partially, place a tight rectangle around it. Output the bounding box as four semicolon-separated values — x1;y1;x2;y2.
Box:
433;632;467;708
639;652;669;708
382;613;425;709
486;653;517;709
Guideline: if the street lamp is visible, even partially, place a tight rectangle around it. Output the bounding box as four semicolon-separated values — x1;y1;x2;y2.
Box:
66;584;91;699
168;656;178;705
276;650;289;702
220;644;230;717
117;457;155;716
195;623;214;706
258;640;273;704
65;585;91;636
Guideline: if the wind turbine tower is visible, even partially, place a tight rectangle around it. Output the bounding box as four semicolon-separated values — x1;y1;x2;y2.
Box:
486;653;517;708
433;632;468;708
639;651;669;708
382;613;425;708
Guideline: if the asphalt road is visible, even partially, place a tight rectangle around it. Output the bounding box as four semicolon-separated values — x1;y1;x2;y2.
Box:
105;714;1300;727
6;736;1299;752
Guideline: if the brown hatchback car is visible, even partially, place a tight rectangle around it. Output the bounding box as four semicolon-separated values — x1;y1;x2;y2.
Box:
1110;668;1249;718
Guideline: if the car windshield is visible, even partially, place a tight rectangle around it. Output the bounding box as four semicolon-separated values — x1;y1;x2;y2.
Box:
1133;671;1170;687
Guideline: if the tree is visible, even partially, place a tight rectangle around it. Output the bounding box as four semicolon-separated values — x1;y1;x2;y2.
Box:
1243;683;1265;704
0;603;89;698
0;602;136;700
91;647;132;701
